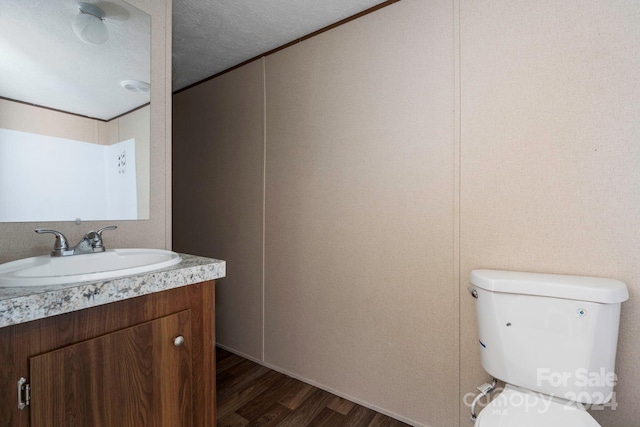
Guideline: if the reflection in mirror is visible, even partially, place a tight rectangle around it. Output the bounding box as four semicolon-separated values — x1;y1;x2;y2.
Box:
0;0;151;222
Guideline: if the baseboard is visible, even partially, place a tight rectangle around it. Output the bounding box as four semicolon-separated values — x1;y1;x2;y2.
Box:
215;342;263;364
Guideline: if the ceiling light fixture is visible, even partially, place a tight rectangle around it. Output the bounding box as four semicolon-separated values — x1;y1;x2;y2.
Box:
120;80;150;93
72;2;108;45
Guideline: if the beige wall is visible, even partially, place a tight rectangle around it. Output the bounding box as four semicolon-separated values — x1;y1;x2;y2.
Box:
174;1;458;425
263;1;457;425
0;98;99;143
0;0;172;263
173;0;640;426
459;1;640;426
173;60;265;359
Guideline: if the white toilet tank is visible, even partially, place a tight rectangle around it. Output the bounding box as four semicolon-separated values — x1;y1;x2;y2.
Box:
471;269;629;405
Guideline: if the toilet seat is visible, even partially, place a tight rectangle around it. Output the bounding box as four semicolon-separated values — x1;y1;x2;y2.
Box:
475;384;601;427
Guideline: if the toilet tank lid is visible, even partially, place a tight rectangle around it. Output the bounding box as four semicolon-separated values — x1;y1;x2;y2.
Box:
470;269;629;303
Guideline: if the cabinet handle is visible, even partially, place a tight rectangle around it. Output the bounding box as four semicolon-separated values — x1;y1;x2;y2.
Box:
174;335;185;347
17;377;30;410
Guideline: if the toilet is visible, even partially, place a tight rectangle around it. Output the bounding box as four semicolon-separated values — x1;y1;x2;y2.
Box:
470;269;629;426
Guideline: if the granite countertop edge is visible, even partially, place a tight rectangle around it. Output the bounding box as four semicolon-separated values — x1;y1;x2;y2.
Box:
0;253;225;329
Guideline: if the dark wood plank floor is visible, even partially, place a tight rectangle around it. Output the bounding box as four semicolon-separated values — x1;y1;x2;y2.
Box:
216;347;412;427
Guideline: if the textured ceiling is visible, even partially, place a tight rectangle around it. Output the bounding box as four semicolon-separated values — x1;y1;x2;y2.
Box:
1;0;388;120
0;0;150;121
172;0;390;91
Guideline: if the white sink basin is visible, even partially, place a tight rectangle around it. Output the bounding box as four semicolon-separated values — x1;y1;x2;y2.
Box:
0;249;182;287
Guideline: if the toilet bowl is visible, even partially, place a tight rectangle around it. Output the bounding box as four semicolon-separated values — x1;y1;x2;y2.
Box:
474;384;600;427
470;269;629;426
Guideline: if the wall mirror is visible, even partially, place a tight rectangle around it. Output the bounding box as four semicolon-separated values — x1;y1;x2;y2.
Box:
0;0;151;222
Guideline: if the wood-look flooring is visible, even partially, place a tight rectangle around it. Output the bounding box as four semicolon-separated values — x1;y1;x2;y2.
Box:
216;347;412;427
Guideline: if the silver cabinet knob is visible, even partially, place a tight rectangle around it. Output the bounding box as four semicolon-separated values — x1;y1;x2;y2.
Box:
174;335;185;347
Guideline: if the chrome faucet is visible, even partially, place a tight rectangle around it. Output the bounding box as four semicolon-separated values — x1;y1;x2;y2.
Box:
35;226;117;257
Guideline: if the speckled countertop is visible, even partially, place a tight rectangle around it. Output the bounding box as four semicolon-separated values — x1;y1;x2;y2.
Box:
0;253;225;328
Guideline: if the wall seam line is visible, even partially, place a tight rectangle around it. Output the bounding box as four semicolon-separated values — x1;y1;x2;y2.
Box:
454;0;462;425
261;56;267;364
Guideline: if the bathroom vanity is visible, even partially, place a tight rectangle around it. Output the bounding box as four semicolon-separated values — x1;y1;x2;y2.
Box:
0;254;225;427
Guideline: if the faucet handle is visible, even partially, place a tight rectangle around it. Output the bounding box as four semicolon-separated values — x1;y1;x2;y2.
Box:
88;225;117;250
35;229;71;256
96;225;117;236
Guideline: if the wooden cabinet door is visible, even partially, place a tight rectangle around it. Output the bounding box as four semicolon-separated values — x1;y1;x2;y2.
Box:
29;310;193;427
